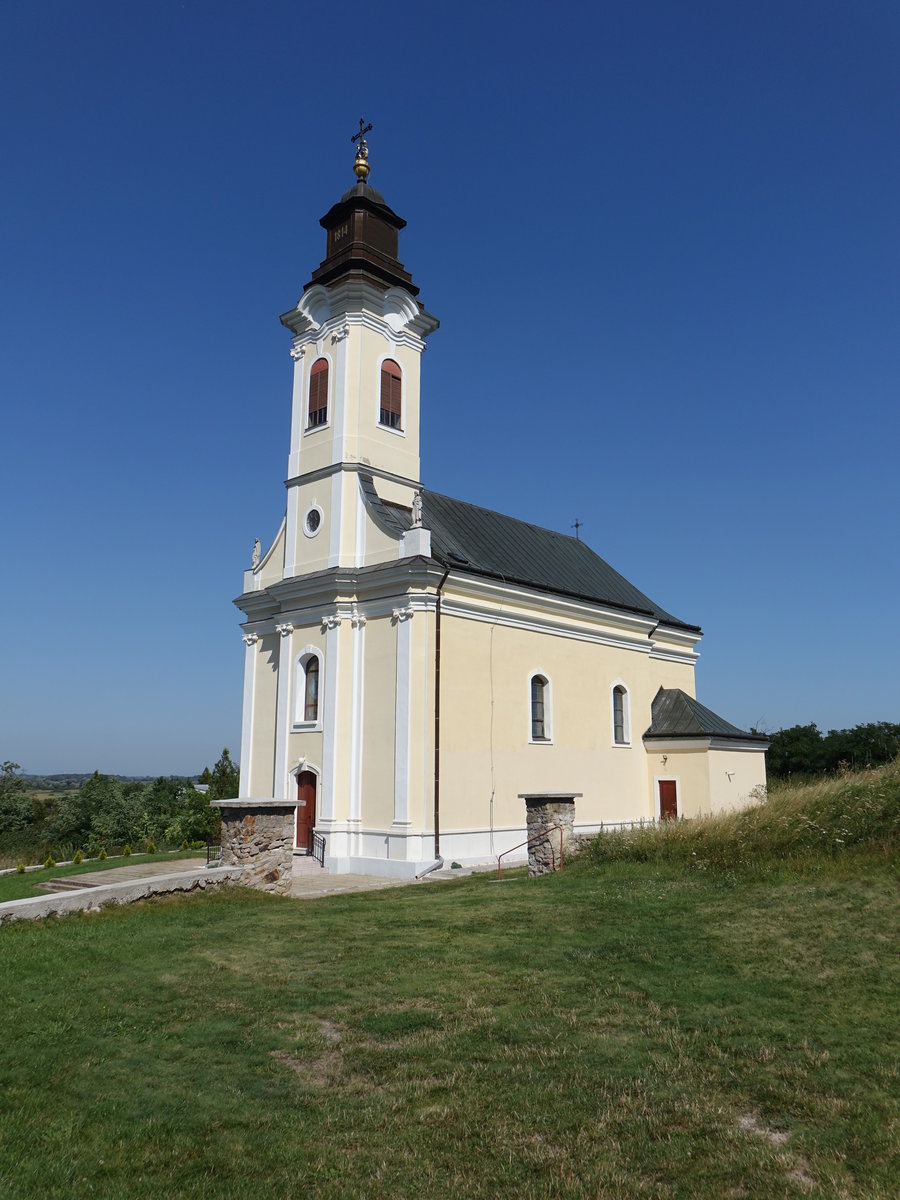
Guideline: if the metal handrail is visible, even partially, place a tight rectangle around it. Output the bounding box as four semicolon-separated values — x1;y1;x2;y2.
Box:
497;824;565;880
308;830;326;867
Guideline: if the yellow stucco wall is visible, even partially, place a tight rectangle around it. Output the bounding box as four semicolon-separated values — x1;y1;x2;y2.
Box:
708;747;768;813
359;614;398;829
437;604;697;833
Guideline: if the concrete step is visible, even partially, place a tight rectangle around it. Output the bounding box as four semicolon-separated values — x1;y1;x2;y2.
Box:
292;853;328;877
34;876;102;892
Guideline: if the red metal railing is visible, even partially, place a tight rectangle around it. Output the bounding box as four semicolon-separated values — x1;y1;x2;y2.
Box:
497;824;565;880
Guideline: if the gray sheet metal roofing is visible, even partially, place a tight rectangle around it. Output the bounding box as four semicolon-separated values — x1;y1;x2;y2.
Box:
644;688;768;741
375;482;699;632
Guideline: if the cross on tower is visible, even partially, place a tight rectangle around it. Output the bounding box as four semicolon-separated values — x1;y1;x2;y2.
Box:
572;518;583;540
351;117;373;147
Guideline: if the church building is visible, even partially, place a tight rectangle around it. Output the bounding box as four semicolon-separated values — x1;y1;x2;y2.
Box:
216;130;768;887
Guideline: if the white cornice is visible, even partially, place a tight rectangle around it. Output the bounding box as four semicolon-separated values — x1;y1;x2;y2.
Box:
286;285;432;351
648;647;701;665
285;460;422;491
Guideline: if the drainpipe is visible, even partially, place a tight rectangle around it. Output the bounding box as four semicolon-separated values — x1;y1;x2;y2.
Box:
433;566;450;860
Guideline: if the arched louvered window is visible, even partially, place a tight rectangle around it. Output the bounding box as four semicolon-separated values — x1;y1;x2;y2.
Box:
379;359;402;429
531;674;550;742
308;358;329;428
612;684;630;745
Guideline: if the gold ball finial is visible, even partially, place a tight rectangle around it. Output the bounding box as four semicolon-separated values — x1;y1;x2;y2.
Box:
351;117;373;181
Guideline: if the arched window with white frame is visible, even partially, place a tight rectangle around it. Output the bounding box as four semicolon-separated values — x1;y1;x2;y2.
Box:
293;648;324;730
307;358;329;429
530;673;552;743
612;683;630;746
379;358;403;429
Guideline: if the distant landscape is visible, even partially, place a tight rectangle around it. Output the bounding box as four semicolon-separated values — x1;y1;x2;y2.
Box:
0;751;237;868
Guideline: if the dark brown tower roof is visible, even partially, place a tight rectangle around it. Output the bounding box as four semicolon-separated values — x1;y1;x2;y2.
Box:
305;181;420;295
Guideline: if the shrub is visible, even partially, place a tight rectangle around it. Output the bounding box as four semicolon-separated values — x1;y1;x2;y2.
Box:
146;841;156;855
123;844;131;857
98;847;107;860
73;849;83;864
16;863;25;874
44;855;56;869
180;839;189;851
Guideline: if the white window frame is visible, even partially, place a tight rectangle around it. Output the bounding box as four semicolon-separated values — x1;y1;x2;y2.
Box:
304;353;332;435
528;671;553;744
611;681;631;747
292;646;324;731
376;353;405;437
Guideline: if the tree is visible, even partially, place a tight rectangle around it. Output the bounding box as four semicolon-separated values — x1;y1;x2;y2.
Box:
51;771;123;846
0;762;32;837
766;724;827;778
206;749;239;803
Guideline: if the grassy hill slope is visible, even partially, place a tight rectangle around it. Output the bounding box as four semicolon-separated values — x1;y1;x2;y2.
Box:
0;768;896;1199
586;760;900;873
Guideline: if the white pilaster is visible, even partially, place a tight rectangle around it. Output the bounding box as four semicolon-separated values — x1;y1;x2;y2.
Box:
274;623;294;800
330;324;349;465
287;343;306;478
320;612;342;821
392;605;414;828
349;608;367;827
238;633;259;796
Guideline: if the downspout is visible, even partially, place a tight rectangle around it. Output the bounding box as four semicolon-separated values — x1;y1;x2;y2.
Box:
433;565;450;860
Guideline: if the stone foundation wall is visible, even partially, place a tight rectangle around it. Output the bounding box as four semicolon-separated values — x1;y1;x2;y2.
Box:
525;798;577;877
220;807;294;894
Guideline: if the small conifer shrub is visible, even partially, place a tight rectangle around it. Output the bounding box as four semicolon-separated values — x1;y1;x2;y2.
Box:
16;863;25;875
44;855;56;869
73;850;83;865
180;839;189;851
146;841;157;855
123;845;131;857
98;847;107;860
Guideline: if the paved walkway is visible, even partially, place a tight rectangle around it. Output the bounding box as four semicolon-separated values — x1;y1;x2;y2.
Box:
0;858;498;925
38;857;208;890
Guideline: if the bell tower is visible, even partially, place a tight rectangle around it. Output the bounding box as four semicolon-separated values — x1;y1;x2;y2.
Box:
278;122;439;578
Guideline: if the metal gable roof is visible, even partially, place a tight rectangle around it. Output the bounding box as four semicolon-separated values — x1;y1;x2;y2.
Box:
377;485;700;632
644;688;767;742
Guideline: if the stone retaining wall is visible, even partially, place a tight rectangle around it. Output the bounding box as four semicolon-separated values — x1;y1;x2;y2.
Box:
220;806;295;894
525;797;577;876
0;866;243;925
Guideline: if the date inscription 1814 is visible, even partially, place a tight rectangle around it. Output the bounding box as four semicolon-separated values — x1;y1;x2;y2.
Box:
330;221;350;252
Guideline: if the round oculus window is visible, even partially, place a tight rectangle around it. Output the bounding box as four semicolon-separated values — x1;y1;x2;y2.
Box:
305;507;321;535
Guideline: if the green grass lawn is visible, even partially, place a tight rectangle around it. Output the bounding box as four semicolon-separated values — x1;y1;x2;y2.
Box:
0;851;207;903
0;858;896;1199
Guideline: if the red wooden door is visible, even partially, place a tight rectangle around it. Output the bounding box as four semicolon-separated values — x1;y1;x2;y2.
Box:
658;780;678;821
296;771;317;849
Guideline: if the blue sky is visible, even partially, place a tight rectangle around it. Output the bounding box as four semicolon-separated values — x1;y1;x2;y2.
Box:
1;1;897;775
